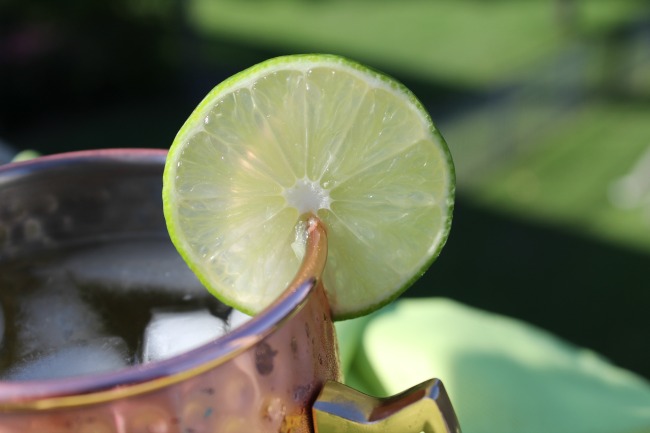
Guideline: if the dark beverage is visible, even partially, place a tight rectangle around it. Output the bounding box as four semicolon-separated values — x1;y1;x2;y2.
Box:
0;237;232;380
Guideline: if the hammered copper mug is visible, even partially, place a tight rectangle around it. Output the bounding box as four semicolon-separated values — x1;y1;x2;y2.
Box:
0;149;461;433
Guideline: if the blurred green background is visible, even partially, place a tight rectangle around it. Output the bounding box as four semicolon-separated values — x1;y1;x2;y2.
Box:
1;0;650;416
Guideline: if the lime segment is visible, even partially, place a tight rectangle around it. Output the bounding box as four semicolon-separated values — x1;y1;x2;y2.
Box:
163;54;454;320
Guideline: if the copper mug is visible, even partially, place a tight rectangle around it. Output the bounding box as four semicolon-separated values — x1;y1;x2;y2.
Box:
0;149;461;433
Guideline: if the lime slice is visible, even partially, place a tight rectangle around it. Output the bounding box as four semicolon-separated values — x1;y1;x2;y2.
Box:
163;54;454;320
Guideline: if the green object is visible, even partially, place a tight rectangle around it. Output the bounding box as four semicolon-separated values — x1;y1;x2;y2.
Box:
335;315;372;376
339;298;650;433
163;54;454;320
188;0;646;89
11;150;40;163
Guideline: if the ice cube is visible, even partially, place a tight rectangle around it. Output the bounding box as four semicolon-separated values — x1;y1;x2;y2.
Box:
15;280;107;357
35;240;231;321
54;240;208;296
228;309;253;330
2;337;130;381
142;308;227;363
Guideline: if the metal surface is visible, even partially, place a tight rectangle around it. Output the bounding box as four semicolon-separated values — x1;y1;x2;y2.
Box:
313;379;461;433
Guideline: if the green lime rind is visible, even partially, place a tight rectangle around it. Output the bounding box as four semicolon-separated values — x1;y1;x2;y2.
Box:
163;54;455;320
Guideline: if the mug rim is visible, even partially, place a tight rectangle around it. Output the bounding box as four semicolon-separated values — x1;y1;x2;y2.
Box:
0;148;317;409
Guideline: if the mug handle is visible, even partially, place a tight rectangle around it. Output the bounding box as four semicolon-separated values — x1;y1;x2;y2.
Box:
312;378;461;433
297;217;461;432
